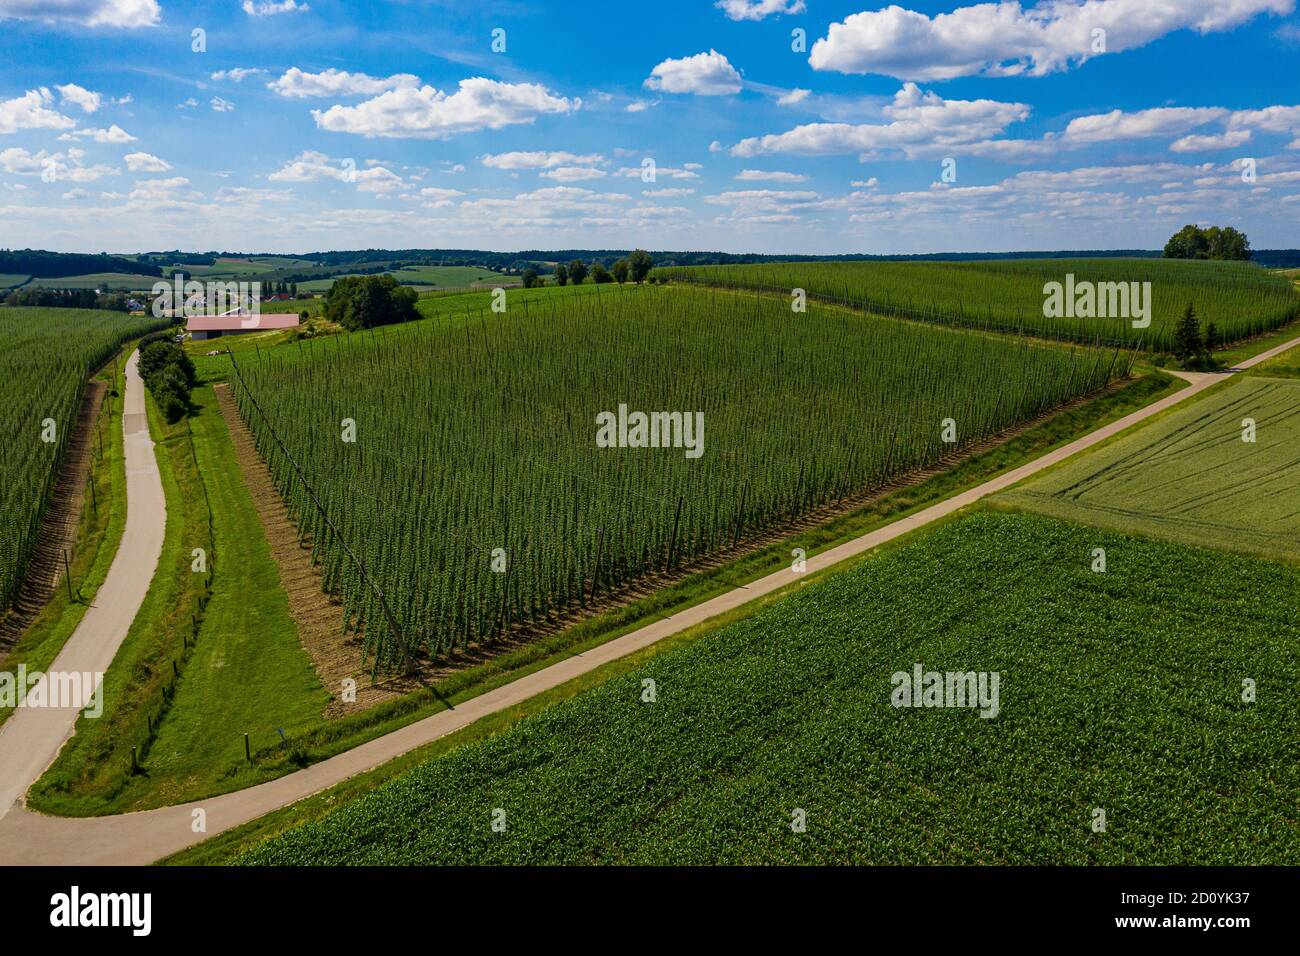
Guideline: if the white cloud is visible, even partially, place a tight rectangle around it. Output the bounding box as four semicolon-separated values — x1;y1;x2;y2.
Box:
481;150;604;170
704;188;821;224
708;140;723;152
716;0;805;20
128;176;198;202
417;186;463;208
1170;129;1253;152
62;187;89;199
0;0;160;28
243;0;309;16
210;97;235;113
268;67;420;99
731;82;1029;158
311;78;577;139
211;68;268;82
644;50;743;95
851;177;879;187
615;165;700;179
0;145;118;181
625;98;659;113
540;166;608;182
809;0;1294;80
0;88;75;135
735;169;808;182
643;187;696;197
777;88;810;106
1064;107;1229;142
268;149;406;192
57;83;101;113
124;151;170;172
177;98;198;109
59;123;135;143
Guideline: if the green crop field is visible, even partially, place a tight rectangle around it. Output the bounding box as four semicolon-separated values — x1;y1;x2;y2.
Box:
389;265;512;286
27;272;159;291
235;512;1300;865
0;308;168;612
226;284;1127;670
654;258;1299;350
1000;377;1300;559
0;274;30;289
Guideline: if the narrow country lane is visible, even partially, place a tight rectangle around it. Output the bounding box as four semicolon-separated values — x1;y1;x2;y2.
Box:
0;351;166;826
0;335;1296;866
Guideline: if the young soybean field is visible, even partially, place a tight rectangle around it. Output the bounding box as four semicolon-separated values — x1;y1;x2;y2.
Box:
235;513;1300;865
654;259;1299;350
228;285;1129;670
0;308;167;613
1000;377;1300;559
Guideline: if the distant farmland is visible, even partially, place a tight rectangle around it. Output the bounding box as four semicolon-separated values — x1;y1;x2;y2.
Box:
228;284;1128;670
655;258;1300;350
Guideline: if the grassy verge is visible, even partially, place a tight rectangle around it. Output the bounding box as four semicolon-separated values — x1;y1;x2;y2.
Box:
1214;315;1300;366
0;349;131;729
179;512;1300;865
1245;340;1300;379
164;370;1183;859
28;385;328;815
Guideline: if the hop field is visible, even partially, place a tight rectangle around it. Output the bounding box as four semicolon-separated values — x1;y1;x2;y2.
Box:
236;512;1300;865
653;258;1299;350
227;285;1129;669
0;308;167;612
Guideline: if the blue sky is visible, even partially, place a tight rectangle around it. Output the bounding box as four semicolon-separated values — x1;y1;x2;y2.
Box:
1;0;1298;254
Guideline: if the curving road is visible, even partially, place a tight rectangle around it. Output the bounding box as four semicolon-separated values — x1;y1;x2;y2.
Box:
0;335;1297;865
0;351;166;828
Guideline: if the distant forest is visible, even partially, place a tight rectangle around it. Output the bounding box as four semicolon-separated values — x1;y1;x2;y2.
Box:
5;247;1300;286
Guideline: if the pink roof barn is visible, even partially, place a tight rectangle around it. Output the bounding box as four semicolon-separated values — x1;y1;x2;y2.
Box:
186;313;300;340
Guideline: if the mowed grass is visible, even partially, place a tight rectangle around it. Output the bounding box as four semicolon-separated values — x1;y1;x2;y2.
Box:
999;377;1300;560
232;512;1300;865
27;272;157;291
29;385;328;815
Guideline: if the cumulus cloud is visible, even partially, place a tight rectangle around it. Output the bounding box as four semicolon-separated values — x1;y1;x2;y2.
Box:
311;78;577;139
0;145;118;181
56;83;101;113
703;188;821;224
1063;107;1229;142
808;0;1293;80
268;149;406;192
124;151;170;172
625;98;659;112
735;169;808;182
716;0;805;20
540;166;608;182
210;97;235;113
481;150;604;170
1170;129;1253;152
731;82;1029;158
0;0;161;28
211;68;268;82
59;123;135;143
268;67;420;99
0;89;75;135
644;50;743;95
243;0;309;15
615;165;700;179
777;88;810;106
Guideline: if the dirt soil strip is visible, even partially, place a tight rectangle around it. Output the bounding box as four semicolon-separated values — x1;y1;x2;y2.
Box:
0;351;166;827
1;336;1296;866
213;383;417;714
0;380;106;656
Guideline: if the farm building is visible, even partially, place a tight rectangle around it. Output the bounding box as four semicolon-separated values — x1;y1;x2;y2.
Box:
187;313;300;340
